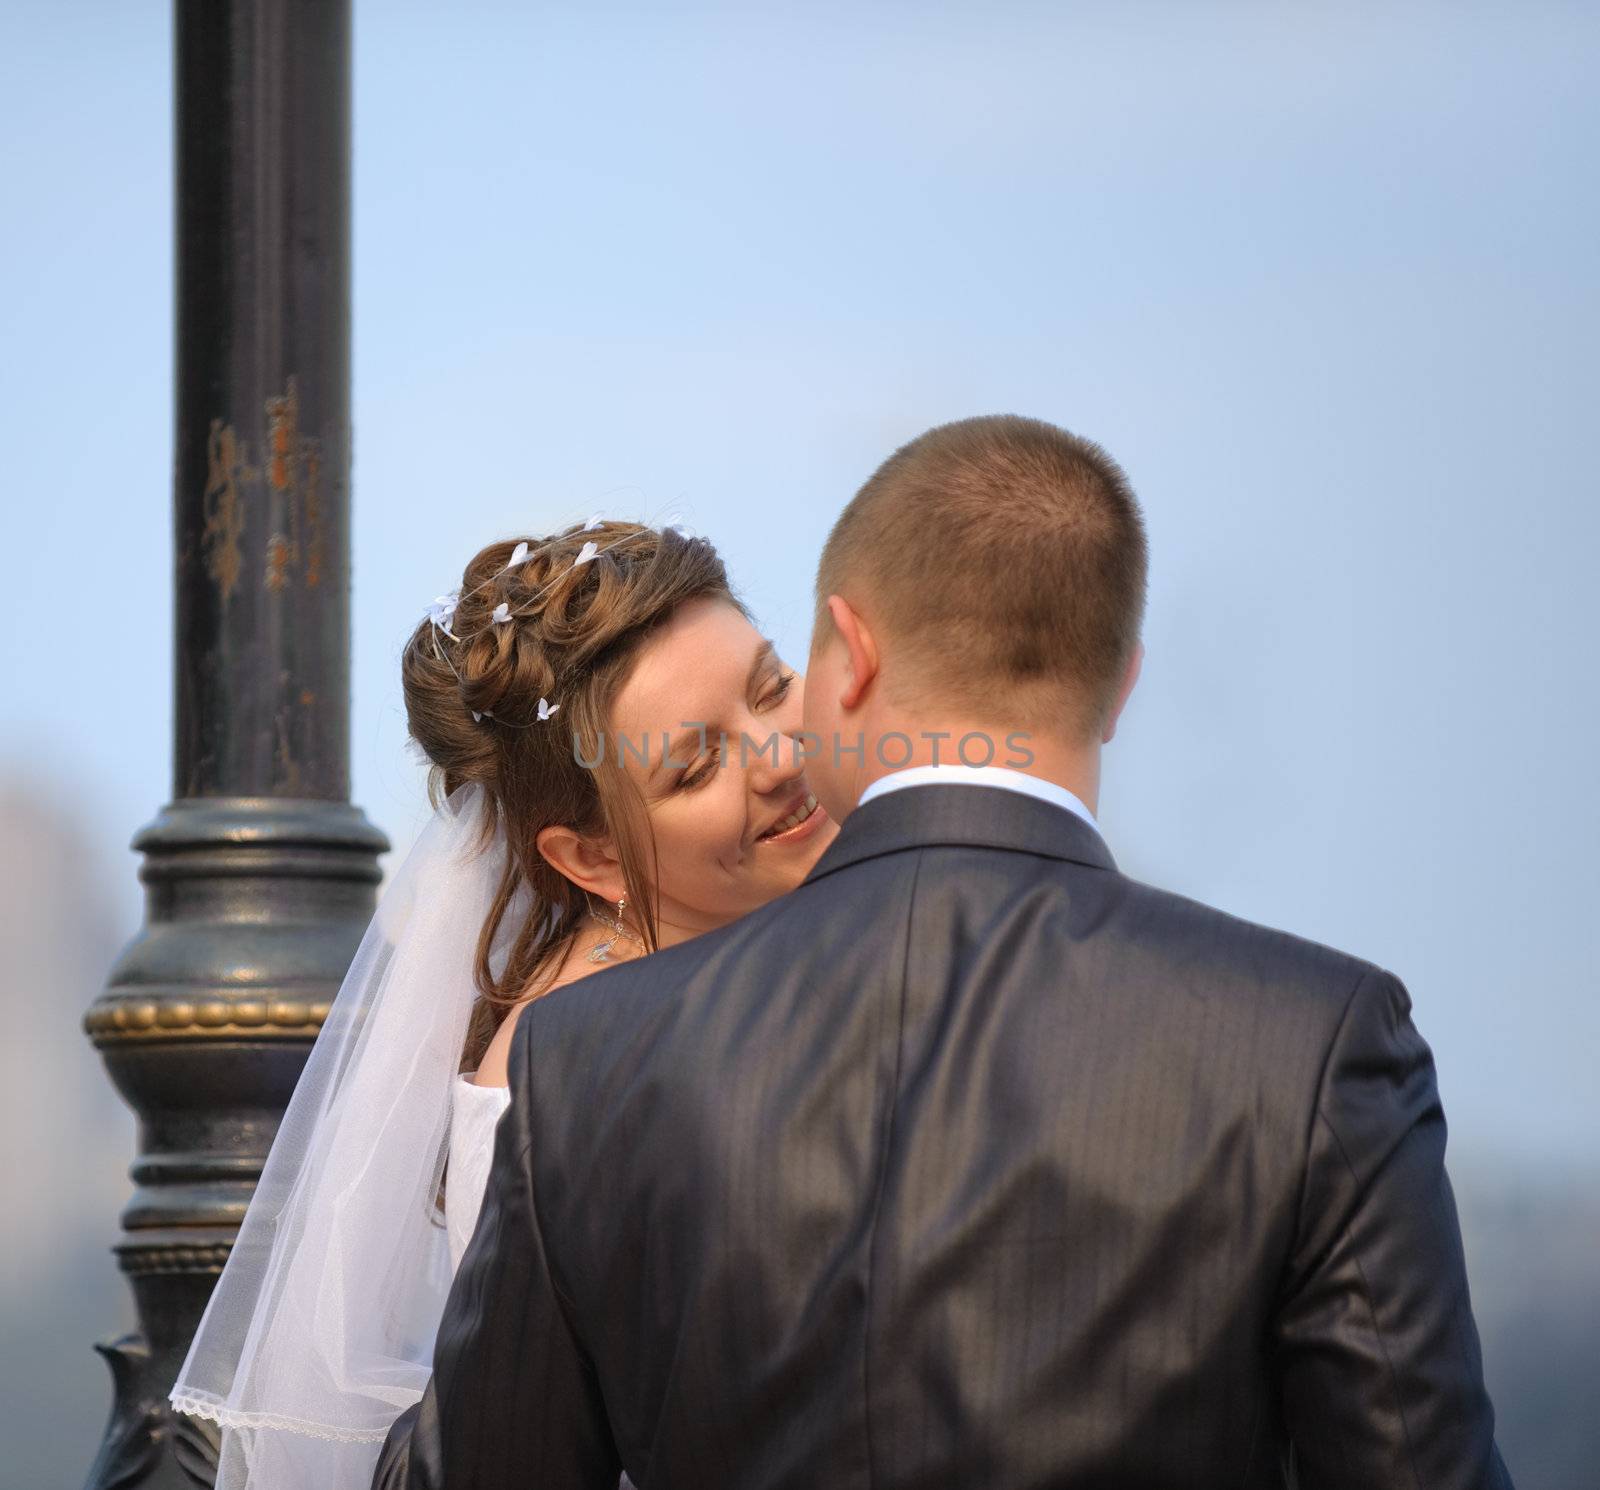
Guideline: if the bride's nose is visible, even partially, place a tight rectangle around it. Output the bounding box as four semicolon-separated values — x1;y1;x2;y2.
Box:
745;725;810;797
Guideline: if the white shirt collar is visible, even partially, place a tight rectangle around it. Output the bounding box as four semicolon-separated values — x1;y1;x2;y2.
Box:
855;763;1101;837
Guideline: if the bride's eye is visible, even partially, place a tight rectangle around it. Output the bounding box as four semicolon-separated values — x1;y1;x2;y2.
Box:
678;672;795;790
763;671;797;709
681;755;717;789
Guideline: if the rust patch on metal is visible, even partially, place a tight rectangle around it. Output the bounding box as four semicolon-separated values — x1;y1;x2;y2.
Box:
202;379;326;606
264;378;306;592
265;534;292;591
265;377;299;493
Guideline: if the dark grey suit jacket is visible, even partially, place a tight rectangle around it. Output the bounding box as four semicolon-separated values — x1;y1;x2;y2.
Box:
374;781;1511;1489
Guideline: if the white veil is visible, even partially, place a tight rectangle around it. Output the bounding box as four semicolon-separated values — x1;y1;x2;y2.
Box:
169;782;513;1488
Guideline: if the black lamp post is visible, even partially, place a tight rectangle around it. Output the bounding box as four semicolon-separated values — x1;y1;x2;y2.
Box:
81;4;386;1484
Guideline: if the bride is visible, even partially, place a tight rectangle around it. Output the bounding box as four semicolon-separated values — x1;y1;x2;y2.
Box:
168;517;838;1488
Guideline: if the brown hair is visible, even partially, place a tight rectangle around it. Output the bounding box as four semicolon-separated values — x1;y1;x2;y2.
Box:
813;414;1148;743
402;519;749;1073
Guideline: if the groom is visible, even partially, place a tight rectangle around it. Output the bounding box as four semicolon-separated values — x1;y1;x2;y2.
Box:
375;415;1510;1487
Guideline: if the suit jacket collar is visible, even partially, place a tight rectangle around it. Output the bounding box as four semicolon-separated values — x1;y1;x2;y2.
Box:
799;780;1118;888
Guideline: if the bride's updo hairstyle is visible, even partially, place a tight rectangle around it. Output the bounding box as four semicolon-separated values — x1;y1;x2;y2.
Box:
401;519;750;1070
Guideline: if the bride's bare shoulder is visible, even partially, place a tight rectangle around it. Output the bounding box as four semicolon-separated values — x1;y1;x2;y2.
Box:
471;968;592;1088
472;1006;524;1089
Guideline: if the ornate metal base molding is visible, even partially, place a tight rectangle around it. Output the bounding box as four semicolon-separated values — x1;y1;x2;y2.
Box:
83;796;386;1489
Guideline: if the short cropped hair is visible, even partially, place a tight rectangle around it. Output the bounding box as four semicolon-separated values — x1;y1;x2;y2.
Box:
813;414;1148;743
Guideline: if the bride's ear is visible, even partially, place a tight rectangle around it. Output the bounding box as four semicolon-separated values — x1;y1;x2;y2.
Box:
535;823;623;902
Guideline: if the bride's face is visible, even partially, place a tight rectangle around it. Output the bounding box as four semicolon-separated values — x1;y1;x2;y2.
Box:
607;596;839;940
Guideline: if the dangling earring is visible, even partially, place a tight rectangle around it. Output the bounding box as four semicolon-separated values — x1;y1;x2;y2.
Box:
588;892;645;963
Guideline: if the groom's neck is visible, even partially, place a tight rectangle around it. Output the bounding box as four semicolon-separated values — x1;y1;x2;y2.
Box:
838;712;1101;818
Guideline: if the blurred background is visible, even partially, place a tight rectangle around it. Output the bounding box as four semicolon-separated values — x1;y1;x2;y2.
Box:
2;1;1595;1484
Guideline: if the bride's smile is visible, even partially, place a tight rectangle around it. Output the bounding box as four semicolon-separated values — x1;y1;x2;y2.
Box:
573;593;839;940
752;787;824;845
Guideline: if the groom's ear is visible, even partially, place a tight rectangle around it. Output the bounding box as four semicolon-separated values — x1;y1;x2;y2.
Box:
1101;640;1144;744
534;823;623;902
826;594;879;710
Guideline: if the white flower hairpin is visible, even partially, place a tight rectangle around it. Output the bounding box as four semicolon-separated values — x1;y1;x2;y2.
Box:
469;696;555;727
425;514;641;726
503;515;597;573
426;590;460;640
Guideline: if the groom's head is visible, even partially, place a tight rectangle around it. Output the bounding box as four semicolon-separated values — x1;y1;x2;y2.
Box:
804;414;1148;821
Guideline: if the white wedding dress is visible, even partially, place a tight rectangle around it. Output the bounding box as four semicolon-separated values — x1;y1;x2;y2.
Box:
444;1072;513;1270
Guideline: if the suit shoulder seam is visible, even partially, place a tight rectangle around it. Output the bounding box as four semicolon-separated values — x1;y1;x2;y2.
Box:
1280;965;1372;1297
1295;967;1426;1490
1312;1101;1426;1490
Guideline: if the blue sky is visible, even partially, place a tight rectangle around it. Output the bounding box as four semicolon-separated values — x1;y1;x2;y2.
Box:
4;0;1596;1170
